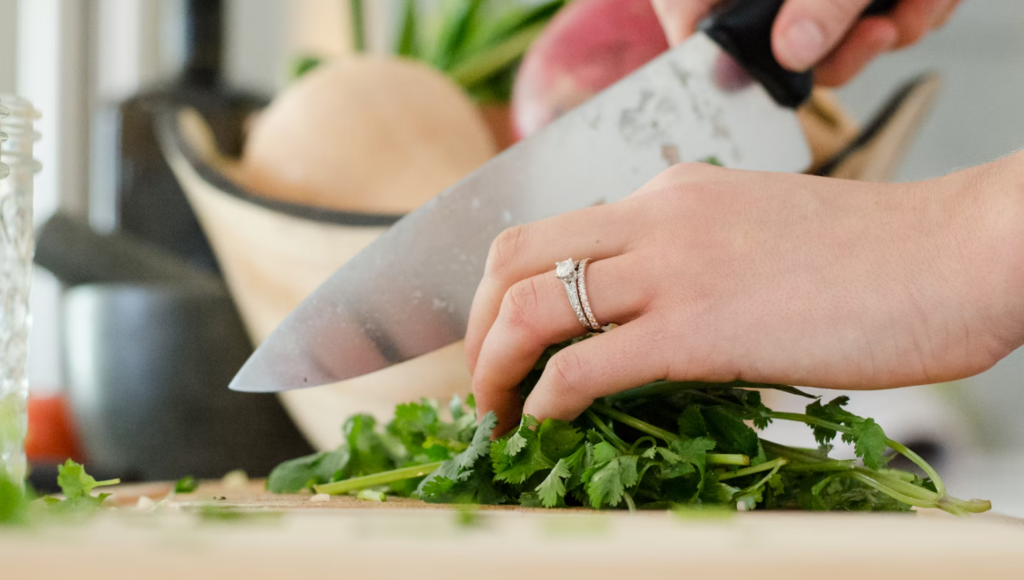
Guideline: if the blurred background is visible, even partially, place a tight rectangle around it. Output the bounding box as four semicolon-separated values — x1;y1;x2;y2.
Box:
1;0;1022;514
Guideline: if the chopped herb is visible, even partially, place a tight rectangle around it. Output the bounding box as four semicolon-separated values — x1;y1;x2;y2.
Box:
47;460;120;513
174;476;199;494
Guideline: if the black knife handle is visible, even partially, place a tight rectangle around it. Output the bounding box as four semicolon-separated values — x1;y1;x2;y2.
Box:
701;0;899;108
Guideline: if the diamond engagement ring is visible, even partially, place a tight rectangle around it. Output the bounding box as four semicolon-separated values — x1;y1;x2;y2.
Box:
576;258;601;331
555;258;590;329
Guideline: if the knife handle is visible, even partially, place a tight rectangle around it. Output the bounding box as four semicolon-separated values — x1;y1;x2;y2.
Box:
701;0;899;108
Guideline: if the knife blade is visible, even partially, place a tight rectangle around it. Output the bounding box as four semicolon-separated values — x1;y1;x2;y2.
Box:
230;0;892;393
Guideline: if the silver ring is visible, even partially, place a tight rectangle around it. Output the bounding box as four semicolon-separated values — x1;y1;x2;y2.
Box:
576;258;601;331
555;258;590;330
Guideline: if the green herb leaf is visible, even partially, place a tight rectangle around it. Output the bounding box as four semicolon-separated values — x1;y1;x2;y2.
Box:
851;418;888;471
538;418;584;461
174;476;199;494
266;448;350;493
418;411;505;505
535;458;572;508
664;437;716;479
491;415;554;484
584;454;639;509
678;405;709;439
806;397;850;444
344;414;397;477
703;406;759;457
57;460;119;501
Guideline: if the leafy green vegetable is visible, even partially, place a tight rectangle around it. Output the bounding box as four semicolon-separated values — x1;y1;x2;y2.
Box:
266;340;990;516
174;476;199;494
49;460;120;512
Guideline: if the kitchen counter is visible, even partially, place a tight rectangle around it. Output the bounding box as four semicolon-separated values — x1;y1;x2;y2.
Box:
2;480;1023;579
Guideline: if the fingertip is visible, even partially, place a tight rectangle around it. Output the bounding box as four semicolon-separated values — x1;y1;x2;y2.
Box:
522;383;590;425
472;382;521;435
774;17;827;72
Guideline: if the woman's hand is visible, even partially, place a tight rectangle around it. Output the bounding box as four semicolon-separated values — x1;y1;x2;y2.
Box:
651;0;963;86
466;156;1024;433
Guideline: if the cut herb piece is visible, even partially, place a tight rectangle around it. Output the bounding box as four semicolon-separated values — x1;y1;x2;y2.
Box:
49;460;120;512
266;447;350;493
174;476;199;494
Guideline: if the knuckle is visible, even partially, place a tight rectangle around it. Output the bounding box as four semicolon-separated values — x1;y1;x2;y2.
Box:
501;278;542;331
486;225;527;279
635;164;716;207
664;161;720;183
546;349;589;399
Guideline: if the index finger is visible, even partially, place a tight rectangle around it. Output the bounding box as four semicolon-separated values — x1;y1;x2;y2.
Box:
464;203;637;375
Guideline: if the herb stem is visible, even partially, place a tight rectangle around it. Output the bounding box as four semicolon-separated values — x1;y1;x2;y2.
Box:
718;458;787;481
629;436;659;456
314;462;443;496
707;454;750;467
736;459;787;500
884;438;946;496
623;492;637;514
584;410;629;453
590;403;678;443
846;471;935;508
94;479;121;488
768;412;948;496
592;404;748;465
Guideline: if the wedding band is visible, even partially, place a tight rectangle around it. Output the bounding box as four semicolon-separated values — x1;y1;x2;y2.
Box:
576;258;601;331
555;258;590;330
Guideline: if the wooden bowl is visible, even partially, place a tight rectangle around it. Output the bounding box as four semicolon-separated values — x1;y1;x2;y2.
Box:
157;109;472;451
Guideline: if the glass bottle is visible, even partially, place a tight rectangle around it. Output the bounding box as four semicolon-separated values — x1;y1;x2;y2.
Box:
0;95;41;485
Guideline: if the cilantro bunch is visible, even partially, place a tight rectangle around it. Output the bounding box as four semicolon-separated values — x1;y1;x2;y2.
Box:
268;347;990;516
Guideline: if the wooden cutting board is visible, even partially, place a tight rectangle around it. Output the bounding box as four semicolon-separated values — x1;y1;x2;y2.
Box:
3;480;1022;580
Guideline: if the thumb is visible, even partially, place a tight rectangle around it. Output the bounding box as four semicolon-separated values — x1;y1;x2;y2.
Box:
772;0;873;72
651;0;725;46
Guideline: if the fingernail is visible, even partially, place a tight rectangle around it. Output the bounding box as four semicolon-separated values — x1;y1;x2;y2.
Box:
780;19;826;71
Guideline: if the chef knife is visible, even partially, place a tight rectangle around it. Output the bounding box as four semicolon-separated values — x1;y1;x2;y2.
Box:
231;0;897;393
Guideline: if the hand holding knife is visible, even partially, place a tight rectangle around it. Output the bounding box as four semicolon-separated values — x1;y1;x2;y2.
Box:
230;0;899;396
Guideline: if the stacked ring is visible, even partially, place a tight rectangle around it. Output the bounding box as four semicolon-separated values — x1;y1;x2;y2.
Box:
576;258;601;331
555;258;590;329
555;258;603;332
